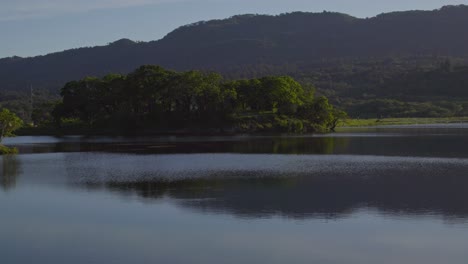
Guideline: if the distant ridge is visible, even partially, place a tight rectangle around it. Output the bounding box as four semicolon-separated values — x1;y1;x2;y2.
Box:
1;5;468;92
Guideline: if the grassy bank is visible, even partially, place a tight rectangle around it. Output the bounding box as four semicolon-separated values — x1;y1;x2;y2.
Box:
339;117;468;127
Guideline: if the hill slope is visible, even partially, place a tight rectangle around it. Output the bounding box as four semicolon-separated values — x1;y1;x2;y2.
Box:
2;5;468;93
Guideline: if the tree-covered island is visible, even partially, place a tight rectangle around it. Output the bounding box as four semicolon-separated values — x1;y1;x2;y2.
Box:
45;65;345;135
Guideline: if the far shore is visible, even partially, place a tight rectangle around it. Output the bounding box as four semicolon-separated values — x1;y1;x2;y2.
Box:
339;117;468;128
14;117;468;137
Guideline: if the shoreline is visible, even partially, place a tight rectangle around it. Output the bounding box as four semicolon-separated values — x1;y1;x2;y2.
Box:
338;117;468;128
15;117;468;137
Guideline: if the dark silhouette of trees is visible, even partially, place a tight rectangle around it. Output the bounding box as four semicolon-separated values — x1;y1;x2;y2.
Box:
3;6;468;119
53;66;344;134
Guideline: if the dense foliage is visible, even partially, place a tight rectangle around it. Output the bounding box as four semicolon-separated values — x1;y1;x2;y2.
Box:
2;5;468;92
5;58;468;122
0;108;22;154
299;59;468;118
51;66;344;134
2;6;468;119
0;108;23;142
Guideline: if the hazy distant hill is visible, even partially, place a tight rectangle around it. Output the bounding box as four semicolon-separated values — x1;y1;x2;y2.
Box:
2;5;468;92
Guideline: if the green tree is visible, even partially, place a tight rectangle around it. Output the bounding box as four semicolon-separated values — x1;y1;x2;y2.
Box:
0;108;23;143
60;77;104;125
329;109;348;131
52;65;344;134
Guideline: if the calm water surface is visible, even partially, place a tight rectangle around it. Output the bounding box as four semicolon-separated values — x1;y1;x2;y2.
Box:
2;125;468;264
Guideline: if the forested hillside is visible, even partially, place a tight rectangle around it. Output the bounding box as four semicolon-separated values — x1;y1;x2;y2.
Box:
2;5;468;119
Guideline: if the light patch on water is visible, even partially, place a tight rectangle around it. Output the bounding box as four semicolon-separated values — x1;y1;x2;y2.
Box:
36;153;468;183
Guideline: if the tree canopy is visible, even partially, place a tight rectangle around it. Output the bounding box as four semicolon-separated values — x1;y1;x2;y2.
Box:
0;108;23;143
52;65;344;134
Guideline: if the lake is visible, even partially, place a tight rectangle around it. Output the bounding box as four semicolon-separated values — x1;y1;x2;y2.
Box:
2;125;468;264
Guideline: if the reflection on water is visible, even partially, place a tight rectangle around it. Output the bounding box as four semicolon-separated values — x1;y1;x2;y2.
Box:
59;153;468;220
3;127;468;264
0;155;20;190
7;136;347;155
4;128;468;158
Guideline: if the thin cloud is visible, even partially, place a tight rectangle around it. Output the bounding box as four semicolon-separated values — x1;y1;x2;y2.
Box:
0;0;184;21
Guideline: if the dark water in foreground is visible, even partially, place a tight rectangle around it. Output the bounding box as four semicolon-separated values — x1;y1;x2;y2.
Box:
2;125;468;264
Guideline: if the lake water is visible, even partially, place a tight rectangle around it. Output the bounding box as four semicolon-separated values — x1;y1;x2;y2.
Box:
2;125;468;264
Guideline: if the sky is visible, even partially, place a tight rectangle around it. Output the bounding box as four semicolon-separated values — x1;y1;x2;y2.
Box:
0;0;466;58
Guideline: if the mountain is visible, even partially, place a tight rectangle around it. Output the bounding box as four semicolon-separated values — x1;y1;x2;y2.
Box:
2;5;468;93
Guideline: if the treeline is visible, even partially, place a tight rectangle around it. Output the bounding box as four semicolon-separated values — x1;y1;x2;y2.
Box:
7;57;468;123
221;57;468;118
48;65;345;134
0;89;58;123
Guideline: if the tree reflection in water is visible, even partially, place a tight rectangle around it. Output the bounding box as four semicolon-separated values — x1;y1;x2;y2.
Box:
78;160;468;221
1;155;21;191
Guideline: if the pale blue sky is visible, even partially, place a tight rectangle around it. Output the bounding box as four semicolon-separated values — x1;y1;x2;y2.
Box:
1;0;466;58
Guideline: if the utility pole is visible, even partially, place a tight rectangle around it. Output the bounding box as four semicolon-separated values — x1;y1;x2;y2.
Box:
29;85;34;125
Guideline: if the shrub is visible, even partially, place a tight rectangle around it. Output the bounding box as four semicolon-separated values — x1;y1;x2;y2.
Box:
0;145;18;155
